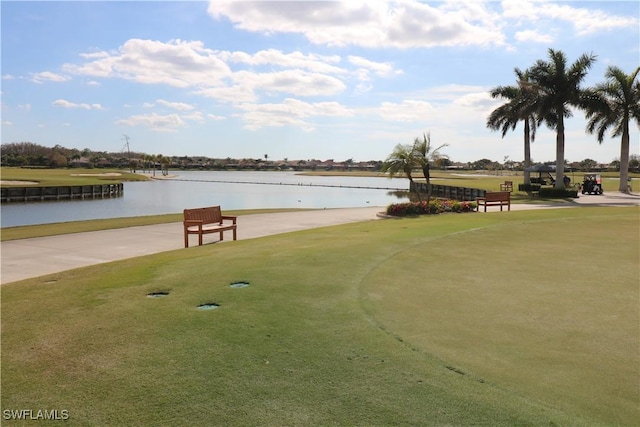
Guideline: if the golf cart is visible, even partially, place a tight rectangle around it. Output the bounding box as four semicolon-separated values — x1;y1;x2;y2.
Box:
581;173;603;195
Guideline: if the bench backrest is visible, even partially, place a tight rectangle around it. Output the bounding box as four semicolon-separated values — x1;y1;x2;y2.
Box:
484;191;510;201
184;206;222;224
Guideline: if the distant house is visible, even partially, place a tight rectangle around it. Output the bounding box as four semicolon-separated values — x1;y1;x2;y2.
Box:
69;157;92;168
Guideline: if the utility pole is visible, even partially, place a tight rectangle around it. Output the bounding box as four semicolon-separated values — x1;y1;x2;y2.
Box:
122;134;132;172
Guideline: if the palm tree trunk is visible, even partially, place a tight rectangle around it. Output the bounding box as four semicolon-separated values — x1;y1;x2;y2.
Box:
423;165;431;204
619;124;630;193
554;116;565;190
524;120;531;185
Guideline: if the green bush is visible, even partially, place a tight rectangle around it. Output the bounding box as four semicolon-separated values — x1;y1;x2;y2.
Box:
386;199;477;216
538;188;578;198
518;183;541;192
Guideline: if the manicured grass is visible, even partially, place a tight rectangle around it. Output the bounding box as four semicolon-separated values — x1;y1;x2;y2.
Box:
2;207;638;425
0;167;149;186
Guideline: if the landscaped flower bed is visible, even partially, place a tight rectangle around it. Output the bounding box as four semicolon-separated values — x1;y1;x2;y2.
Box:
386;199;477;216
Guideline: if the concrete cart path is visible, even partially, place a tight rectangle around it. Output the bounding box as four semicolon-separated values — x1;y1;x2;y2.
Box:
1;207;386;284
2;194;638;285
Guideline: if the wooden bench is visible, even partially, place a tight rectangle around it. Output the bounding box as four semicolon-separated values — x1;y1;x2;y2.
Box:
183;206;237;248
500;181;513;192
476;191;511;212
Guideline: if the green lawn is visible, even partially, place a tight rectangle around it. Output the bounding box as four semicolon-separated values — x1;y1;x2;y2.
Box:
0;167;149;186
2;207;638;426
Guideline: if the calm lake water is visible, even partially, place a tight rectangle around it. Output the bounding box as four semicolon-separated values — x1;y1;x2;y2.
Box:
1;171;410;227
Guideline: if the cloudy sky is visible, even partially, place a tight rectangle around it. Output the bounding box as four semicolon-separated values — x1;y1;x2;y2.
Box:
1;1;638;164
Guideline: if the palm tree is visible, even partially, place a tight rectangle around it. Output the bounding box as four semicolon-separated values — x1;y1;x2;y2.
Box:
412;132;448;202
381;143;419;200
527;49;597;189
584;66;640;193
487;68;538;185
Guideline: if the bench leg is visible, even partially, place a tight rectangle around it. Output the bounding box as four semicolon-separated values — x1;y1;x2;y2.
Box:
233;227;237;240
198;233;203;246
184;233;189;248
219;231;224;241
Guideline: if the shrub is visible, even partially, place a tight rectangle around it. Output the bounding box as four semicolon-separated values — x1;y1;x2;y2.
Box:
386;199;477;216
518;183;541;192
538;188;579;198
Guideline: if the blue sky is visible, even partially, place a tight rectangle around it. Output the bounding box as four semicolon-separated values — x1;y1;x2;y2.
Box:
1;1;638;164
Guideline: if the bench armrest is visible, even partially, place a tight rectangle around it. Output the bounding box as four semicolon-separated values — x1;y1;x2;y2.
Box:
184;219;204;232
221;215;237;225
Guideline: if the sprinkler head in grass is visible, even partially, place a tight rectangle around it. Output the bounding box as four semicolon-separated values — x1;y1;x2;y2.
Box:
230;281;250;289
147;291;170;298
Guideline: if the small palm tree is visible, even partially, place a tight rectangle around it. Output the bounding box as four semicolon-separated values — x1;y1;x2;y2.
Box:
487;68;538;185
584;66;640;193
527;49;597;189
412;133;448;202
381;143;419;200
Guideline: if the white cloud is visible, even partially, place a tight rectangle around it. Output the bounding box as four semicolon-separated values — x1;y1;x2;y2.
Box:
208;0;507;48
453;91;495;110
236;98;354;130
156;99;196;111
2;120;13;126
502;0;638;35
116;113;187;132
194;85;259;103
64;39;232;87
233;69;347;98
52;99;102;110
207;114;226;121
348;56;400;77
514;30;553;44
116;109;211;131
181;111;205;122
377;100;436;122
221;49;345;75
31;71;70;84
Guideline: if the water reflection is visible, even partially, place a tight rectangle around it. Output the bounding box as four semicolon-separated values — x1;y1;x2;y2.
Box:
1;171;409;227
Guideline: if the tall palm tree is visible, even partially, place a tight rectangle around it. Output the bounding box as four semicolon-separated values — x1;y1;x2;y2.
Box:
381;143;419;200
584;66;640;193
412;132;448;202
527;49;597;189
487;68;538;185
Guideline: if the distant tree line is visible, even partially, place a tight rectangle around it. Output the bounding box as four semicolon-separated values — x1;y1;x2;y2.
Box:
2;141;638;173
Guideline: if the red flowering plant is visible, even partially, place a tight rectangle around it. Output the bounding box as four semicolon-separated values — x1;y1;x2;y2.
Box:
386;199;477;216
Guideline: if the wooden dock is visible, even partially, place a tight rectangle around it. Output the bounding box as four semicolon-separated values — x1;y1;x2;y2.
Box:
1;183;124;203
410;182;486;201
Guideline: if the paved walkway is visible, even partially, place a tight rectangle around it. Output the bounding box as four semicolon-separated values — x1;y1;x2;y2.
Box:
1;193;638;285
